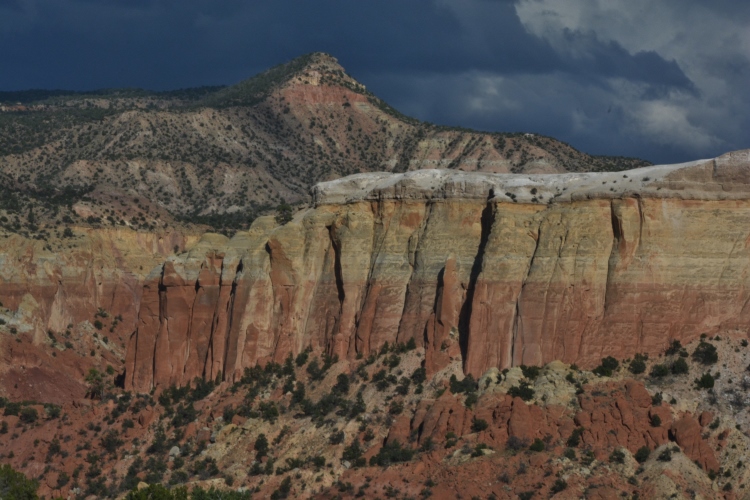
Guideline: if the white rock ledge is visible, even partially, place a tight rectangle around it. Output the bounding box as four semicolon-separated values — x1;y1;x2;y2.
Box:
312;149;750;206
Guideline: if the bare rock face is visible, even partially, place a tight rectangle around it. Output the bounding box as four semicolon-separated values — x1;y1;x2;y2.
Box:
125;150;750;392
0;227;198;400
0;228;196;338
670;415;720;472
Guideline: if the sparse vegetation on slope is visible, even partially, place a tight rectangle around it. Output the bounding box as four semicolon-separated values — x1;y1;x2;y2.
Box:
0;52;650;237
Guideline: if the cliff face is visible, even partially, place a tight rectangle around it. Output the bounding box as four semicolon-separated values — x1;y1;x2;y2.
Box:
0;228;200;401
0;228;197;338
125;149;750;392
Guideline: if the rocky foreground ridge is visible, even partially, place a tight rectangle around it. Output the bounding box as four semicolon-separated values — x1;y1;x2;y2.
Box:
125;149;750;392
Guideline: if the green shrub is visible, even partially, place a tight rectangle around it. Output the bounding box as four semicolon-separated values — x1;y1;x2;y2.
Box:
566;427;584;447
306;358;324;380
190;457;219;480
56;471;70;488
4;402;20;416
19;407;38;424
411;367;427;384
274;203;293;225
449;374;476;394
471;443;489;457
520;365;540;380
508;381;534;401
101;429;124;454
634;446;650;463
529;438;545;452
255;434;268;458
657;448;673;462
695;373;715;389
270;476;292;500
44;405;61;419
342;439;366;467
329;430;345;445
333;373;350;394
171;403;197;427
124;484;188;499
650;364;669;378
385;354;401;369
259;401;279;423
692;342;718;365
666;339;684;355
550;479;567;493
419;437;435;452
169;470;188;485
628;354;647;374
651;415;662;427
291;381;306;405
593;356;619;377
671;357;689;375
369;440;414;467
222;405;236;422
609;449;626;463
388;401;403;415
651;392;663;406
295;348;310;367
471;417;489;432
0;464;39;499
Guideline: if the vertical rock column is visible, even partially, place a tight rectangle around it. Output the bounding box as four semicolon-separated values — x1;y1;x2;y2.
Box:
464;202;545;376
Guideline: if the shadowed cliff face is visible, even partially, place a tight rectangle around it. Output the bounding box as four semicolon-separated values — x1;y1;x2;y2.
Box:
125;150;750;392
0;227;200;402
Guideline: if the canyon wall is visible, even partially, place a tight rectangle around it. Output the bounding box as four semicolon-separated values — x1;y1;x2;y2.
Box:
0;227;200;401
125;150;750;392
0;228;197;344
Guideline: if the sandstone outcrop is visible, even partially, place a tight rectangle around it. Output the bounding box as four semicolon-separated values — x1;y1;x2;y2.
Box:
0;227;198;399
0;227;196;339
670;415;721;472
125;150;750;392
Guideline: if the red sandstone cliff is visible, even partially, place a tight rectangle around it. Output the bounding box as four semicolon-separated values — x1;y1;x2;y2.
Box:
125;150;750;392
0;228;199;399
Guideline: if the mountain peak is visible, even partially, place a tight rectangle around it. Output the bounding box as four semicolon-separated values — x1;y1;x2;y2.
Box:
302;51;342;68
201;52;352;108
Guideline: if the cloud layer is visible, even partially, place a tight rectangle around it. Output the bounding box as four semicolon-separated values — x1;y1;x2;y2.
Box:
0;0;747;163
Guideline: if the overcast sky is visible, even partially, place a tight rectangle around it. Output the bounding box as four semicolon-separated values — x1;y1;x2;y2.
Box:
1;0;748;164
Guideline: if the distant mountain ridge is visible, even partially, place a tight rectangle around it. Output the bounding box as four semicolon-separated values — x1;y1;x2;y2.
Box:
0;52;650;237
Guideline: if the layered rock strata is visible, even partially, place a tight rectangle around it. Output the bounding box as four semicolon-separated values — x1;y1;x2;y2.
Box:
0;228;195;340
125;150;750;392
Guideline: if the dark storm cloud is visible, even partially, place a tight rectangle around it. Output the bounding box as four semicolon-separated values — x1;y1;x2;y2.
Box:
0;0;22;11
0;0;746;164
0;0;691;89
